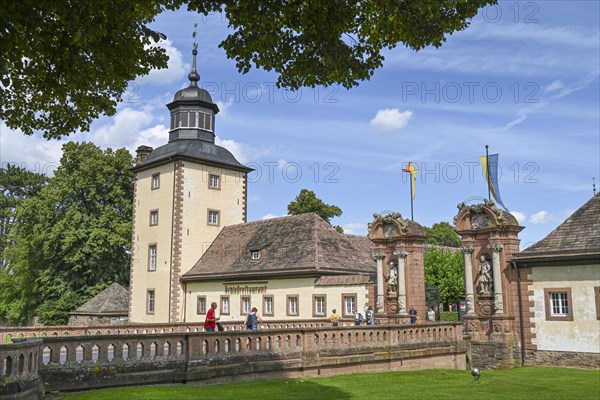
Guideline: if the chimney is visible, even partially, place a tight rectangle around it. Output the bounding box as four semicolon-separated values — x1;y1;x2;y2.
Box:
135;145;153;165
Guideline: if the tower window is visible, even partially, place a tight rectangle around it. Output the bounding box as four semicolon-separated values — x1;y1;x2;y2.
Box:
207;209;220;226
147;290;155;314
148;244;157;271
149;210;159;226
251;251;260;260
208;174;220;189
151;173;160;190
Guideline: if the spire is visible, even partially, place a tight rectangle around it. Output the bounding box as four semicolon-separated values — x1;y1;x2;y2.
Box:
188;23;200;87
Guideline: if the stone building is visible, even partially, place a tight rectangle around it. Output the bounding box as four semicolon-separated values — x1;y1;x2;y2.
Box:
128;47;430;325
180;213;376;323
511;193;600;368
128;47;252;323
68;283;128;326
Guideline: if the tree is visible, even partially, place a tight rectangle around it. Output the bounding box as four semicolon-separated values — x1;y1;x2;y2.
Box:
424;247;464;310
0;165;47;268
287;189;343;231
1;0;496;139
0;142;133;325
424;221;461;248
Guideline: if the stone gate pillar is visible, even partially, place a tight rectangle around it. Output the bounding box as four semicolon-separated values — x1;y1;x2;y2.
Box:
368;212;426;323
454;198;524;368
462;246;476;315
372;251;386;313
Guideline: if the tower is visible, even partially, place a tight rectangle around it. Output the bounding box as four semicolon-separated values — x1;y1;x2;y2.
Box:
129;45;252;323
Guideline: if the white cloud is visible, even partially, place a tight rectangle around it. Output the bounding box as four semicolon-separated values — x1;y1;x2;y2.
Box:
216;99;234;117
529;211;551;225
370;108;413;132
511;211;527;224
92;108;156;149
545;80;565;93
342;223;367;235
0;123;63;176
261;213;284;220
136;39;188;86
277;159;287;170
215;136;251;164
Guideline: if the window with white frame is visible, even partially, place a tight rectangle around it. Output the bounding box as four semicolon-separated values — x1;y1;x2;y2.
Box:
287;295;299;316
251;251;260;260
241;296;251;315
221;296;230;315
263;296;274;316
148;244;157;271
313;295;326;317
208;210;219;226
151;173;160;190
544;288;573;321
146;290;155;314
342;294;356;317
197;296;207;315
149;210;159;226
208;174;220;189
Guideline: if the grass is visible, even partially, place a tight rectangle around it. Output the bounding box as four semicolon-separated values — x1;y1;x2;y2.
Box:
60;367;600;400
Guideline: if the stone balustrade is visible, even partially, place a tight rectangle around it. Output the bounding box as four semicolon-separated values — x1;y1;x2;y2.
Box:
1;319;345;344
0;338;43;399
1;322;466;395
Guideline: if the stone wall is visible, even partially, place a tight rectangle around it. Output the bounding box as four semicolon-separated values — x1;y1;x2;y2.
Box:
34;323;465;392
525;350;600;369
0;339;43;400
467;336;521;370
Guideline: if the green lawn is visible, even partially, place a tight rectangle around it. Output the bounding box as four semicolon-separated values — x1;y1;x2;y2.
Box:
60;367;600;400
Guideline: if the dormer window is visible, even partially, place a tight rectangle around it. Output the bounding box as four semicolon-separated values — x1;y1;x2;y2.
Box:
251;251;260;260
170;110;213;132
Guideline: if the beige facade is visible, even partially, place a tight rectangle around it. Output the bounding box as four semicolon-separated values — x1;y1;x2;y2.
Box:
183;277;370;324
528;264;600;353
129;161;247;323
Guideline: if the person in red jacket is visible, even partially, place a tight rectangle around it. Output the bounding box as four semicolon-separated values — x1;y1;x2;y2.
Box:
204;302;219;332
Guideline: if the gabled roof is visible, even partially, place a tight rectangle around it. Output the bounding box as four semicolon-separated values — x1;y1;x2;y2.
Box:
514;194;600;263
70;282;129;316
182;213;376;281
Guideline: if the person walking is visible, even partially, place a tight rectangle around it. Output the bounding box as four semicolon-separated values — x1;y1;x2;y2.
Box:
427;307;436;322
366;306;375;326
245;307;261;330
330;309;340;327
204;302;220;332
409;306;418;324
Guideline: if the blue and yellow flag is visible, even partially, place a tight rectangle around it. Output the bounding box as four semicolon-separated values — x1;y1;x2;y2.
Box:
480;154;508;211
402;161;418;200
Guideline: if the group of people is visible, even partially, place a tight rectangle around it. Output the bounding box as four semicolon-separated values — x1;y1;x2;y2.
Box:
204;302;438;332
203;302;262;332
330;306;437;326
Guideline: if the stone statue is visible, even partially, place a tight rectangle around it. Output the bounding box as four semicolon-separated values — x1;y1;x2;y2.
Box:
387;262;398;296
476;255;492;294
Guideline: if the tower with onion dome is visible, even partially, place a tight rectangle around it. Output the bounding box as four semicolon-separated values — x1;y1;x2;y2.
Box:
128;38;252;323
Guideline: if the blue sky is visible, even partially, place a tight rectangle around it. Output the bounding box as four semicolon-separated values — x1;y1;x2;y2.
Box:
1;0;598;250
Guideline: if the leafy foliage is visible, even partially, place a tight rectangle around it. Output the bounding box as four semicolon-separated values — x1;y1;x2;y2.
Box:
0;142;133;325
0;165;47;268
213;0;496;90
424;221;461;247
0;0;172;139
1;0;495;138
424;247;464;310
287;189;343;229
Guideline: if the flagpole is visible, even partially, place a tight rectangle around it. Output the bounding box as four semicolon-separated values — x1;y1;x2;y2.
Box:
410;177;414;221
485;144;490;201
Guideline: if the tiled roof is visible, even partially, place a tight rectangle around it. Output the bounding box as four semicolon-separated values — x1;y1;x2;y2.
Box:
70;282;129;316
516;193;600;259
132;139;252;172
182;213;376;281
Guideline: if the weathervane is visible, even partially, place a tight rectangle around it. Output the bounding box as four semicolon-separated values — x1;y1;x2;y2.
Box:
192;22;198;51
